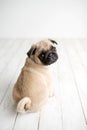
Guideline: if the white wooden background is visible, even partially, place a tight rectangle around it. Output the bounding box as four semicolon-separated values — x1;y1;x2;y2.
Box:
0;39;87;130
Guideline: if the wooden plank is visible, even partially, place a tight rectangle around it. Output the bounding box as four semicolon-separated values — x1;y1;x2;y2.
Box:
0;39;13;58
0;40;19;73
56;39;87;130
0;68;22;130
38;97;62;130
0;40;27;103
0;65;24;130
1;39;22;64
0;40;28;130
0;40;13;64
13;112;40;130
64;39;87;124
72;39;87;71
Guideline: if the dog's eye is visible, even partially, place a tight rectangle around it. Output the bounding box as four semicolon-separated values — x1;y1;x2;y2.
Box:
41;53;45;58
39;52;45;59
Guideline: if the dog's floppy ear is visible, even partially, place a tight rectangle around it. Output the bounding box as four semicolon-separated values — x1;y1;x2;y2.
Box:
49;39;58;45
27;47;37;57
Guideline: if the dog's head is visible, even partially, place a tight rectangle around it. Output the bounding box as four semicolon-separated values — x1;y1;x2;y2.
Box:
27;39;58;65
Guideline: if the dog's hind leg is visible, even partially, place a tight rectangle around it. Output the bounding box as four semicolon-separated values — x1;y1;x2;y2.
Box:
17;97;31;113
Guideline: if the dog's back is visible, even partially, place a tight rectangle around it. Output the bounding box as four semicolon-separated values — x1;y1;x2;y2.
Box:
13;58;52;112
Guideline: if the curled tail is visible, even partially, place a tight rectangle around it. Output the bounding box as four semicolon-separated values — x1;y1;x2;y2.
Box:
17;97;31;113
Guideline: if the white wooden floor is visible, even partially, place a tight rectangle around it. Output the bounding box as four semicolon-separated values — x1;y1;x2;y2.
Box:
0;39;87;130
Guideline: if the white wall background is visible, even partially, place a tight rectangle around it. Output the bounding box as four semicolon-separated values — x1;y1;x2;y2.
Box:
0;0;87;38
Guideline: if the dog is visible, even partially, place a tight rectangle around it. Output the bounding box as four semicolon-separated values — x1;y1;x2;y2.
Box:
12;39;58;113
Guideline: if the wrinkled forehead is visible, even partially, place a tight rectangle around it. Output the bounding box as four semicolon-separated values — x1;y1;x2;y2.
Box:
36;40;53;51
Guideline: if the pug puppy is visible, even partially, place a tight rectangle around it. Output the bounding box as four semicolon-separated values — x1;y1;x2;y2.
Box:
13;39;58;113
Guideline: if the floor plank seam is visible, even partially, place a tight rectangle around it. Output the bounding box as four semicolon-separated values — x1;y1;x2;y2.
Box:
37;112;41;130
59;97;64;130
12;113;18;130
